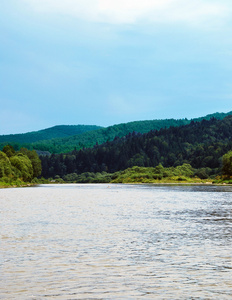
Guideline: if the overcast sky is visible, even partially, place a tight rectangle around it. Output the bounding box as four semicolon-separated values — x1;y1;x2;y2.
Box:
1;0;232;134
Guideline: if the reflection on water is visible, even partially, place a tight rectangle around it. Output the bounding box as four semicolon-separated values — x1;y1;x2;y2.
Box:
0;184;231;299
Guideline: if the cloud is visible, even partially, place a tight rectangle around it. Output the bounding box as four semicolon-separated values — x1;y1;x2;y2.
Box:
23;0;230;26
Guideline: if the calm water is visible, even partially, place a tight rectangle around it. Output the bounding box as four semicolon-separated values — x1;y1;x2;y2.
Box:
0;184;231;299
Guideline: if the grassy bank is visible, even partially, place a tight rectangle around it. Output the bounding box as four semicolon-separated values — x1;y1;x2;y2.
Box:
0;179;34;188
0;177;49;188
110;166;212;184
212;176;232;185
2;164;232;187
58;164;217;184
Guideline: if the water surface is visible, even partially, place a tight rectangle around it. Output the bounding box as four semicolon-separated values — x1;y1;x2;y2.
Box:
0;184;231;299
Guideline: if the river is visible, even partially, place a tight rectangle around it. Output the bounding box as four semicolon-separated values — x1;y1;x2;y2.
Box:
0;184;232;299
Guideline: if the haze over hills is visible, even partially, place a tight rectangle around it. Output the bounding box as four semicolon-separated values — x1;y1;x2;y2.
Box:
0;111;231;154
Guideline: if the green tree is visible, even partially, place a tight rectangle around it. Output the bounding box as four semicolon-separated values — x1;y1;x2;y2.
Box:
175;163;194;177
10;153;33;181
0;151;12;177
222;151;232;176
20;148;42;178
2;145;15;157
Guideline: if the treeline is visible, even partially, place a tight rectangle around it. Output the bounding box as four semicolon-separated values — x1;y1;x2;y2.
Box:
1;111;231;154
0;145;42;185
29;110;232;154
30;119;191;153
40;116;232;179
0;119;191;154
0;125;102;145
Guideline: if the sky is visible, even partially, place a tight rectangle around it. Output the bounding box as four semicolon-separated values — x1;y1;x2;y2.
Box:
1;0;232;134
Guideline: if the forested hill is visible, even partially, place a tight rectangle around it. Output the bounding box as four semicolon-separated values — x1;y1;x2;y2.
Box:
31;118;191;153
40;115;232;178
1;111;231;154
0;125;103;145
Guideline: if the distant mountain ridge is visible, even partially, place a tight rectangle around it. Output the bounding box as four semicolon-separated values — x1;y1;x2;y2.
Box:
0;125;103;144
0;111;231;153
40;114;232;178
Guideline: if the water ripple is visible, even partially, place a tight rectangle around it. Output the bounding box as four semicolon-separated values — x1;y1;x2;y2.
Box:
0;184;231;299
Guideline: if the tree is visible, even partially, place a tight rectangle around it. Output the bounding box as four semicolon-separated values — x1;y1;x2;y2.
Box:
222;151;232;176
0;151;12;177
2;145;15;157
10;153;33;181
20;148;42;178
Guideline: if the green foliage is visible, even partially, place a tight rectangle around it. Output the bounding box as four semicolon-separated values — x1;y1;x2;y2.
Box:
10;154;33;182
63;171;113;183
0;145;42;185
0;151;12;177
1;111;231;154
174;164;194;177
0;125;103;145
31;112;232;153
2;145;15;157
0;178;28;188
110;164;197;183
40;115;232;179
19;148;42;178
2;113;232;186
222;150;232;176
63;173;80;182
194;167;213;179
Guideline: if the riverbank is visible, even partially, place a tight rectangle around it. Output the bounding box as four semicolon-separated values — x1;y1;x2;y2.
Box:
1;180;232;188
1;165;232;188
0;180;37;188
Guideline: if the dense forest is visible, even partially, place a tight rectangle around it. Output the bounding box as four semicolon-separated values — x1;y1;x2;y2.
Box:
0;111;231;154
1;112;232;185
39;115;232;179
